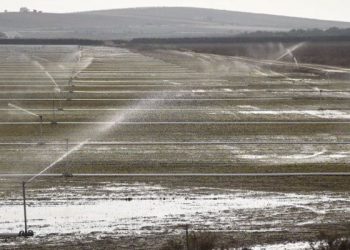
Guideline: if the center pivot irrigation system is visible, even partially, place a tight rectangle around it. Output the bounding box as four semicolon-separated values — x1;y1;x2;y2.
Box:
8;102;65;143
8;103;44;143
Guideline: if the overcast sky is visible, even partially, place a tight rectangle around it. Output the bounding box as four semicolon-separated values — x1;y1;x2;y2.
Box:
2;0;350;22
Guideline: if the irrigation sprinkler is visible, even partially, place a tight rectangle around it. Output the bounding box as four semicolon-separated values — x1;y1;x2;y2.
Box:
52;92;57;125
39;115;43;143
51;87;63;124
8;103;44;143
34;60;64;111
54;88;64;112
185;224;190;250
57;106;64;112
3;139;89;239
68;77;74;92
0;181;34;238
20;181;34;237
67;69;77;101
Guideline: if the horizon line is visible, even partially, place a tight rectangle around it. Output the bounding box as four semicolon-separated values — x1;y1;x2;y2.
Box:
1;6;349;23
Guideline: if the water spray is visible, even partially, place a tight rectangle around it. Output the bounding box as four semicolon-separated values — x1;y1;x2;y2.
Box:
276;43;304;68
67;48;88;97
18;140;86;235
27;139;89;183
9;139;90;238
8;103;43;143
33;60;64;111
51;87;62;124
68;76;75;97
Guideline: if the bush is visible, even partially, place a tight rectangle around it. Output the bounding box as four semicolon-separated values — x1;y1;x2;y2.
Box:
310;231;350;250
161;231;218;250
160;239;184;250
310;238;350;250
188;232;218;250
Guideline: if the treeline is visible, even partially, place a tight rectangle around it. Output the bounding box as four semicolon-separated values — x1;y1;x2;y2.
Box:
242;27;350;37
128;27;350;44
4;35;350;46
2;27;350;45
128;36;350;44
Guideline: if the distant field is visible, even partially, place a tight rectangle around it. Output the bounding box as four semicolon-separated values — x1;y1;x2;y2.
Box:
131;41;350;67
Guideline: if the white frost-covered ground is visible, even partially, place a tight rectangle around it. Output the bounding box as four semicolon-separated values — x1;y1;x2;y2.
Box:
1;183;349;240
239;110;350;119
252;242;312;250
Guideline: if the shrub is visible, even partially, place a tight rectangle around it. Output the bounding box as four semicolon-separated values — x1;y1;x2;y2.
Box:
161;231;218;250
188;232;218;250
310;231;350;250
160;239;184;250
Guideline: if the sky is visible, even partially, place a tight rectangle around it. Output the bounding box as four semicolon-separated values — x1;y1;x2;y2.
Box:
2;0;350;22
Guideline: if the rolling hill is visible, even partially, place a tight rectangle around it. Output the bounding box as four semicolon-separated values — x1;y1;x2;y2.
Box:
0;7;349;39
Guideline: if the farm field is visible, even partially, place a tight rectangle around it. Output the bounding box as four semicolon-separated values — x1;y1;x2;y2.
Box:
0;44;349;249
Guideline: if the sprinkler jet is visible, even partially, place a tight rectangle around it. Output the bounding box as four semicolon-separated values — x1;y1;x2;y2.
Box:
33;60;64;111
52;87;63;124
67;54;80;98
8;103;44;144
276;43;304;68
14;139;89;239
52;85;64;112
276;49;299;68
68;76;75;93
66;76;75;102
